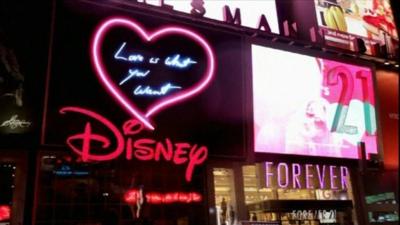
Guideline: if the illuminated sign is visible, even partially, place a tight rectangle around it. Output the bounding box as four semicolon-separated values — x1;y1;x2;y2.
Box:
0;205;10;222
44;0;246;161
265;162;349;190
56;17;214;182
60;106;207;182
53;165;90;177
0;114;31;130
253;45;378;159
314;0;398;55
91;17;216;130
124;189;202;204
124;188;202;218
126;0;279;34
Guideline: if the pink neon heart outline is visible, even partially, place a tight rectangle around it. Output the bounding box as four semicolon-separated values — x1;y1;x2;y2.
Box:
91;17;216;130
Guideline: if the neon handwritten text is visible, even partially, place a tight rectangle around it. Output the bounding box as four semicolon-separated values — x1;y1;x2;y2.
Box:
165;54;197;68
0;115;32;130
114;42;144;62
134;83;181;96
60;106;208;182
124;189;202;204
119;69;150;85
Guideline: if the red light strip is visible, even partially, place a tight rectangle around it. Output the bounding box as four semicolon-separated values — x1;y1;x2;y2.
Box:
124;189;202;204
0;205;10;221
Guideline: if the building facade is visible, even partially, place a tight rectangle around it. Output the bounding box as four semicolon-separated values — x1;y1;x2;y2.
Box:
0;0;399;225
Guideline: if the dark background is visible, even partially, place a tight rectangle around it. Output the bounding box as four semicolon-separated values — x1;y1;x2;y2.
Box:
43;0;248;159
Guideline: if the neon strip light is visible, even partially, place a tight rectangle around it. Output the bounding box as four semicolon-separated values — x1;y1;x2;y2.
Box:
60;106;208;182
124;189;202;204
91;17;216;130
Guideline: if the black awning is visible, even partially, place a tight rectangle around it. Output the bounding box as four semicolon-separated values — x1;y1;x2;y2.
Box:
247;200;353;212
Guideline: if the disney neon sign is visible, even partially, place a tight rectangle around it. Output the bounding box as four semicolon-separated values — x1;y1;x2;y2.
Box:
60;106;208;182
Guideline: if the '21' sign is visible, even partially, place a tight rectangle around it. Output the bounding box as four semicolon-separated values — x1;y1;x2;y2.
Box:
324;65;376;136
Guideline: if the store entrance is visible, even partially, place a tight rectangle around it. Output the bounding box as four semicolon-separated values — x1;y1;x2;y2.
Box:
212;168;238;225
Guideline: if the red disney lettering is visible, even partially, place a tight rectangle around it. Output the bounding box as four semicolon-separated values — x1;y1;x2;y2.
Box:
59;106;208;182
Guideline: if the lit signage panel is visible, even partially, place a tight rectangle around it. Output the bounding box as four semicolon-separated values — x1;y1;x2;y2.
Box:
314;0;398;55
145;0;280;34
43;0;247;165
252;45;378;159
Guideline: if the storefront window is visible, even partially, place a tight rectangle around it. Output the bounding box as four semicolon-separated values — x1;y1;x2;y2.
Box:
241;163;356;225
213;168;237;225
35;151;206;225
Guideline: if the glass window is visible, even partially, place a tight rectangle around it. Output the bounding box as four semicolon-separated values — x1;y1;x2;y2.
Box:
242;163;356;225
35;151;206;224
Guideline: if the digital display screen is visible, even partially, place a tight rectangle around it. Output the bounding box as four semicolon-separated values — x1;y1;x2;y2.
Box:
314;0;398;55
252;45;378;159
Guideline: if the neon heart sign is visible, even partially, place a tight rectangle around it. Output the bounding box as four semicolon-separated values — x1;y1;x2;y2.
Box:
91;17;216;130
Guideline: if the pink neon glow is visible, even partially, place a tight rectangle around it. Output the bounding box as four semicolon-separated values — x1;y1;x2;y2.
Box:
60;106;208;182
252;45;378;159
91;17;216;130
0;205;10;221
124;189;202;204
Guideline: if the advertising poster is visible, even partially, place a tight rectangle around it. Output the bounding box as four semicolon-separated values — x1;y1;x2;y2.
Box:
314;0;398;56
252;45;378;159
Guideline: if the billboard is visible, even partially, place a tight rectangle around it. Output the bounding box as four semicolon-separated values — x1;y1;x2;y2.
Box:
252;45;378;159
314;0;398;56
